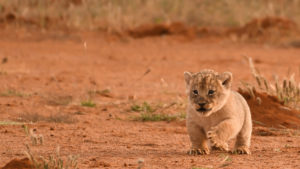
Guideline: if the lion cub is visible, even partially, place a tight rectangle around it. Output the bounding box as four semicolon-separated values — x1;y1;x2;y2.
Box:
184;69;252;155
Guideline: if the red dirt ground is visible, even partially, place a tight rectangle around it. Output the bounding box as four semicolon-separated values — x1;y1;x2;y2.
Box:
0;26;300;169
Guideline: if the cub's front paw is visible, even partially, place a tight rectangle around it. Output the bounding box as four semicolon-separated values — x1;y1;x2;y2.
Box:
207;129;229;152
232;146;251;155
187;148;210;155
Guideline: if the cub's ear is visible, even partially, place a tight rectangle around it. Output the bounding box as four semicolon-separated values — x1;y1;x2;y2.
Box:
184;71;193;86
218;72;232;89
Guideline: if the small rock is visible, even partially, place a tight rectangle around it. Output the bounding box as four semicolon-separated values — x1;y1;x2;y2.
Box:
99;161;111;167
2;57;7;64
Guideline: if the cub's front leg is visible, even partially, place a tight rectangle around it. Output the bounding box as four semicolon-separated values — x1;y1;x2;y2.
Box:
207;119;240;152
187;122;210;155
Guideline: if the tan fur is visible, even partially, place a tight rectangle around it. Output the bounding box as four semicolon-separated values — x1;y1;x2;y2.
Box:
184;69;252;155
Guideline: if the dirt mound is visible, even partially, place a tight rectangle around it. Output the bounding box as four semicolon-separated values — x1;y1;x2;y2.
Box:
127;22;196;38
239;90;300;129
127;17;299;41
227;17;298;41
1;158;32;169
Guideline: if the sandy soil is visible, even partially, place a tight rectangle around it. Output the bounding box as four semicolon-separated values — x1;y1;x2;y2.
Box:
0;28;300;169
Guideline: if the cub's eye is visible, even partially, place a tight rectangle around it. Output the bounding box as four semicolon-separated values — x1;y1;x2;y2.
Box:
208;90;215;95
193;90;198;95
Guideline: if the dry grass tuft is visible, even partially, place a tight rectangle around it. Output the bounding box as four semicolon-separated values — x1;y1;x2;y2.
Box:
0;89;28;97
19;113;77;124
240;57;300;109
133;113;178;122
0;120;23;125
131;101;185;122
25;145;78;169
80;100;96;107
45;95;73;106
131;102;156;113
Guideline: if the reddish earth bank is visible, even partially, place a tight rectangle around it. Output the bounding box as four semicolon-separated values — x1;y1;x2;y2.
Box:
239;90;300;129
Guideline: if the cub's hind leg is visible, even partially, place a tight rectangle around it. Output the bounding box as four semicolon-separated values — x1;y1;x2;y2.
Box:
233;113;252;154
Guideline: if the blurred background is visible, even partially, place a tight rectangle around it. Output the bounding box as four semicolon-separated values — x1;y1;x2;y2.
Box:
0;0;299;31
1;0;300;45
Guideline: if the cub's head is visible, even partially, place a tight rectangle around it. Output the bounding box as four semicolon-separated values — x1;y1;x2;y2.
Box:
184;69;232;117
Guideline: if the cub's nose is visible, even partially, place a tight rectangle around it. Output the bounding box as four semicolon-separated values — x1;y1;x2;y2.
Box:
198;103;207;107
